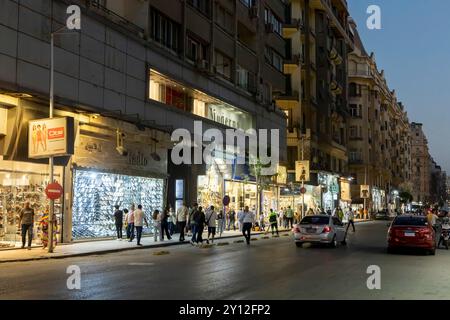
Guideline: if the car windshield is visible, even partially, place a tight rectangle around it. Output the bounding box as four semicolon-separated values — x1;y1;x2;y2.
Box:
300;216;329;225
393;216;427;226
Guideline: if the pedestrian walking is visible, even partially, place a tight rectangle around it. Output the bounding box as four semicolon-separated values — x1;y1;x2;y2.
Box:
190;206;205;245
125;206;135;242
240;206;255;245
259;212;266;231
237;208;244;232
228;208;236;231
217;209;225;237
152;209;162;241
134;205;148;246
160;208;172;241
168;206;175;236
113;205;124;240
205;206;218;244
187;203;199;237
337;207;344;222
346;208;356;233
286;206;294;228
268;208;279;236
176;202;189;242
19;202;35;250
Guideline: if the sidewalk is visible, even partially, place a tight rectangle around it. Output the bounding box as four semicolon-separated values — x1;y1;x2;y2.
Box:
0;220;374;264
0;229;290;264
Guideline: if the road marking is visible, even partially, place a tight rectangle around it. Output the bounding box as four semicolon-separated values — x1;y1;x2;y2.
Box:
128;262;155;266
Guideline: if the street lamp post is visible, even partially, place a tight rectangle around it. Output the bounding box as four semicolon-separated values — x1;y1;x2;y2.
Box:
48;26;78;253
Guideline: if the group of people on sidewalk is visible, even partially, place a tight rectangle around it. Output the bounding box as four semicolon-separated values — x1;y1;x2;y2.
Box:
112;202;290;247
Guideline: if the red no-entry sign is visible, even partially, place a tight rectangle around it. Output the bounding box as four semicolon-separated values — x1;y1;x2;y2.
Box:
45;182;63;200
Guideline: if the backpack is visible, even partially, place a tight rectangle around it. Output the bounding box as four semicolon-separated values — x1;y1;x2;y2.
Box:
192;210;201;225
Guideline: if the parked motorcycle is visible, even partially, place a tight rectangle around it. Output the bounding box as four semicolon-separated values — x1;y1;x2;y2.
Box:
438;218;450;250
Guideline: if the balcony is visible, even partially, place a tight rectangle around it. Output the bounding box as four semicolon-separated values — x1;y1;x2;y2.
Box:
284;18;304;37
278;90;300;101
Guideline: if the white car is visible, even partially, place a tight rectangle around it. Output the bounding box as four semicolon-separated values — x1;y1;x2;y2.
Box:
293;215;347;248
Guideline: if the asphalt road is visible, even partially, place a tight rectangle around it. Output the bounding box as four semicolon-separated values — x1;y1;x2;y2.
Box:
1;221;450;300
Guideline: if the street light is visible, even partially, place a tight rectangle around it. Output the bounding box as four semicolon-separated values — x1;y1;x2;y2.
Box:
47;25;79;253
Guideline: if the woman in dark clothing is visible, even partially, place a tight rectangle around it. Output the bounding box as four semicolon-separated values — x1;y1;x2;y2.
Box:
160;207;172;241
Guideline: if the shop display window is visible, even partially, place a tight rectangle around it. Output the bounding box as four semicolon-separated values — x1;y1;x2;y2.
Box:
72;170;164;239
0;161;63;249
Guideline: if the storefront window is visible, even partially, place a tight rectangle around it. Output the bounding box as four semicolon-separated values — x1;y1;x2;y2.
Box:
72;170;164;239
149;69;254;130
0;160;63;249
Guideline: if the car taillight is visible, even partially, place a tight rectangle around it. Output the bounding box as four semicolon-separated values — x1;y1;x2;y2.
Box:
293;227;300;233
322;226;331;233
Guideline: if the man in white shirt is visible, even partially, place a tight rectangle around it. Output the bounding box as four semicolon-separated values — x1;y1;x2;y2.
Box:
240;206;255;245
176;202;189;242
205;205;218;244
346;208;355;233
134;205;148;246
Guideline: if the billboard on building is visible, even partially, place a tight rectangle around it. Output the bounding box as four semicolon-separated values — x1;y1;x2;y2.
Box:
28;117;74;159
295;160;310;182
361;185;370;199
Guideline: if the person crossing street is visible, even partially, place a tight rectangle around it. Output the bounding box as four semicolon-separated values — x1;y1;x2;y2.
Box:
240;206;255;245
346;208;356;233
268;208;279;236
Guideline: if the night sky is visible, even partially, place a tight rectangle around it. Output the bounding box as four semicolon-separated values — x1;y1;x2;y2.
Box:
348;0;450;173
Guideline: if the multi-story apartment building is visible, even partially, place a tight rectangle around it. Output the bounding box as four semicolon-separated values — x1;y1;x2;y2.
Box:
278;0;353;213
429;158;447;206
0;0;287;245
410;122;431;203
347;20;411;212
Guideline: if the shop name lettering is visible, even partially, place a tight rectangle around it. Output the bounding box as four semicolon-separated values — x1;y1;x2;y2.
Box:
171;121;279;175
128;151;148;167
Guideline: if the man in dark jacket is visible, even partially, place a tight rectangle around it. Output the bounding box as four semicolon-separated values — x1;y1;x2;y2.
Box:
160;208;172;241
190;206;205;245
114;205;123;240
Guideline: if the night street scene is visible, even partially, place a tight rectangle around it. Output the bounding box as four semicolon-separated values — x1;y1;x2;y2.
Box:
1;0;450;307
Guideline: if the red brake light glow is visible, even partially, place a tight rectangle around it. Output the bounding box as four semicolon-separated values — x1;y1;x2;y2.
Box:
322;226;331;233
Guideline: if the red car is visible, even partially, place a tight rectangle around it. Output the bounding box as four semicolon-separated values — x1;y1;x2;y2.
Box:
387;215;436;255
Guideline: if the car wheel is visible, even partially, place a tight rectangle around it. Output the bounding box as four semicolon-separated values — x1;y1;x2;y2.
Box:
429;248;436;256
295;242;302;248
387;247;395;254
341;239;347;246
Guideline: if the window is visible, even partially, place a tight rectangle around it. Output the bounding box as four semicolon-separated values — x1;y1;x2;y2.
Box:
186;36;208;63
216;4;234;34
240;0;256;8
150;9;180;52
349;104;358;117
149;69;254;130
349;126;357;138
236;65;256;93
215;51;232;80
187;0;211;16
264;8;282;35
265;47;283;72
349;83;362;97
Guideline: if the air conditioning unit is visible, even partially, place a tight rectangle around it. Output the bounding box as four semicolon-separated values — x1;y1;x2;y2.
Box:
265;23;274;33
249;5;258;18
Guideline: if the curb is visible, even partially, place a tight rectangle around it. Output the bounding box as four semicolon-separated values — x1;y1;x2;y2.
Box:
0;229;291;264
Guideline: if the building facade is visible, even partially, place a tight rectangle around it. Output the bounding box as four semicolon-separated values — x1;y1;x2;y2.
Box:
277;0;353;214
0;0;288;246
347;19;412;213
410;122;431;204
